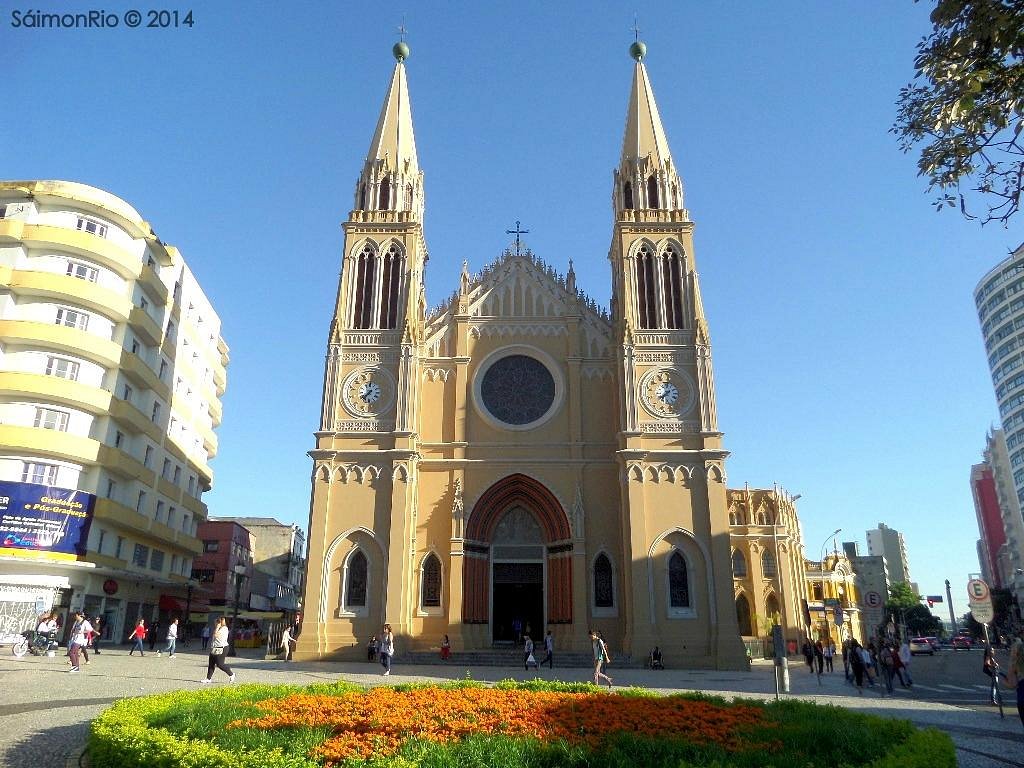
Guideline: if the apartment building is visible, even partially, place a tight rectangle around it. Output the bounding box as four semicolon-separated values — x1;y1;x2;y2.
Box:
0;180;228;644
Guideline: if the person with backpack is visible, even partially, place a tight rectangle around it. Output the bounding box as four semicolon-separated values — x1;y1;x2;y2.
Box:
848;639;866;694
878;643;896;696
524;634;538;671
801;639;814;673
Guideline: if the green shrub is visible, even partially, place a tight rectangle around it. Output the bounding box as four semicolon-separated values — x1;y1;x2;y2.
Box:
87;680;957;768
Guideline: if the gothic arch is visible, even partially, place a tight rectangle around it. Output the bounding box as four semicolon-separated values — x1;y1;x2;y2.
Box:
418;550;443;613
735;592;753;636
731;548;747;578
647;527;717;623
320;526;386;623
465;473;571;543
592;550;616;613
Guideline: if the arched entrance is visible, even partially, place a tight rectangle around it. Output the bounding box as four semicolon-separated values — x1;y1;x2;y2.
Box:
463;474;573;645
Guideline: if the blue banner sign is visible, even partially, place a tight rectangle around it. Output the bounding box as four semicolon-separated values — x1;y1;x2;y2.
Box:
0;481;95;560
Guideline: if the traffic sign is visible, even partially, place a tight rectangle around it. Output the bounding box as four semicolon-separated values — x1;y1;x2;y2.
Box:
968;578;991;603
865;591;882;608
971;602;994;624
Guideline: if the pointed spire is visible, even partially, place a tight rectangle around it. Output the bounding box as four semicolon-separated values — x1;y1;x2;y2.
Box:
613;41;685;217
352;42;424;220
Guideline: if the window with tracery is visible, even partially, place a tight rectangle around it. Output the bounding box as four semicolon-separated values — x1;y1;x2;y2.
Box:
761;550;778;578
623;181;634;210
594;553;614;608
635;243;684;330
669;551;690;607
345;550;367;608
422;553;441;608
378;177;391;209
732;549;747;578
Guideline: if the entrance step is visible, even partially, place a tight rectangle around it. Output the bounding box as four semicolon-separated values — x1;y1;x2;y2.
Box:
403;650;620;668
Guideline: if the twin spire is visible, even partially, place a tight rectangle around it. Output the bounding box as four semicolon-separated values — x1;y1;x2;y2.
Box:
352;40;683;220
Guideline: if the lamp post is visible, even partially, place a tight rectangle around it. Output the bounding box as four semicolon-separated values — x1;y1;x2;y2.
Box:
228;564;246;657
818;528;842;642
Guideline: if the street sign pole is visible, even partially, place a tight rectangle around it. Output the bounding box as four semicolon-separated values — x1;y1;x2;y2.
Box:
945;579;956;634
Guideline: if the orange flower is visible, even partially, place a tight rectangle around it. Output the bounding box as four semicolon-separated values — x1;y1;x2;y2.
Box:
226;687;767;765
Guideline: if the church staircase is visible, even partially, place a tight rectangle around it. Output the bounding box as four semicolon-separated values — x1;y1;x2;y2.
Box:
403;649;632;668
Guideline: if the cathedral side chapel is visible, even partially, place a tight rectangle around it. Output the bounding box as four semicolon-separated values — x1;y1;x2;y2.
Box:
297;39;748;669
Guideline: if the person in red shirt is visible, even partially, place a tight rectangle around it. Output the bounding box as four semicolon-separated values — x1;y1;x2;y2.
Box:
128;618;147;656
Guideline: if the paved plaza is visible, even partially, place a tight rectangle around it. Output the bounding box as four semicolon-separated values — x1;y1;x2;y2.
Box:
0;646;1021;768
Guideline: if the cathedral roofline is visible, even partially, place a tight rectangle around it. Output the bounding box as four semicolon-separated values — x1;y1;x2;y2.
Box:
425;247;610;327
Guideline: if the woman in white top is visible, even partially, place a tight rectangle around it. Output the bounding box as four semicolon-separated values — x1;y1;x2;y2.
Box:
201;617;235;683
160;618;178;657
379;623;395;676
68;611;92;672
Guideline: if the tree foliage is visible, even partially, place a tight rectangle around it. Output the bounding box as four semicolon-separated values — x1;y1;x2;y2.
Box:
893;0;1024;225
886;581;920;612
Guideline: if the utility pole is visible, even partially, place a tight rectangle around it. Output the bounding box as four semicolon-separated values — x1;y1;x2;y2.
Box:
944;579;957;634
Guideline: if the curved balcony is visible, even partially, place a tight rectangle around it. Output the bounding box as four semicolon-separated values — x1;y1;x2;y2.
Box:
1;267;132;320
93;498;202;554
0;222;142;280
119;350;169;400
0;319;121;368
0;371;111;414
138;263;169;305
129;306;163;346
108;398;162;442
0;423;98;465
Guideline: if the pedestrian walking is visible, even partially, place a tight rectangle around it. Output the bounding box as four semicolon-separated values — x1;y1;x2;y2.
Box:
379;623;394;676
440;634;451;661
879;643;896;696
159;618;178;657
68;611;92;672
590;629;613;688
825;641;835;673
129;618;147;656
848;639;865;694
801;639;814;673
894;640;912;687
814;640;825;675
280;625;294;661
841;639;851;681
91;616;103;655
201;624;211;650
367;635;378;662
542;630;554;669
512;617;522;643
148;620;160;652
200;617;235;683
524;635;538;671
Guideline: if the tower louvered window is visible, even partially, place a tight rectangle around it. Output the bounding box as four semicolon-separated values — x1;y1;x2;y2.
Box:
623;181;634;210
662;246;684;329
636;244;658;329
379;244;404;329
379;177;391;209
352;244;377;329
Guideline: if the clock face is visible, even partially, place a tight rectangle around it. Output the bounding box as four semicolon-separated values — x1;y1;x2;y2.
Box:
656;382;679;405
343;368;392;416
641;369;692;418
359;382;381;403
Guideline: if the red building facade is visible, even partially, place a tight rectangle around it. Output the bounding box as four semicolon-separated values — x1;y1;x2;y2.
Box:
192;520;254;608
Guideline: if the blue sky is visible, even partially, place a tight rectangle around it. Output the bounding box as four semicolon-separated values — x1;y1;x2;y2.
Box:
3;1;1016;622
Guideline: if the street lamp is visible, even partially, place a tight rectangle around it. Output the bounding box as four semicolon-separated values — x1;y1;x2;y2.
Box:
228;564;246;657
818;528;842;642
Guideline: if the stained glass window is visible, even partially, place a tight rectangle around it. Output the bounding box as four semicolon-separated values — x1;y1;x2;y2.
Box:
594;553;614;608
346;550;367;608
422;553;441;608
480;355;555;426
669;551;689;607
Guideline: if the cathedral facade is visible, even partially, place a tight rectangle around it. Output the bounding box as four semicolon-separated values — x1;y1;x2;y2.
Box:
296;41;748;669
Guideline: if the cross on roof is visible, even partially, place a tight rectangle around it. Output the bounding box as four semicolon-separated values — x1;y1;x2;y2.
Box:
505;220;530;256
632;14;640;41
397;17;407;42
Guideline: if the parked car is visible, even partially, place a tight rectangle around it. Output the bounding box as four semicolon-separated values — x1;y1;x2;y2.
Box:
952;635;973;650
909;637;934;655
925;636;940;651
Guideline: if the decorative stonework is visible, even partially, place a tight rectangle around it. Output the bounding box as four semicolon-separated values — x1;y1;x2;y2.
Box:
423;368;451;382
638;420;700;433
334;419;395;432
343;351;397;364
634;350;695;364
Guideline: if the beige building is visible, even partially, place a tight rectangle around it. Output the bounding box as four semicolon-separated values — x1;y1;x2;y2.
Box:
805;552;863;644
297;41;748;669
727;486;807;650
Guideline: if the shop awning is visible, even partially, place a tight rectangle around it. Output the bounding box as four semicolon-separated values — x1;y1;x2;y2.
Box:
159;595;184;611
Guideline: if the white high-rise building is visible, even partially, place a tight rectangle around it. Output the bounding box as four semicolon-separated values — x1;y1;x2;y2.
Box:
866;523;912;586
0;181;228;644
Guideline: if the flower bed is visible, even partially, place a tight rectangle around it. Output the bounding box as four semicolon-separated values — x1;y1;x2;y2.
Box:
88;679;956;768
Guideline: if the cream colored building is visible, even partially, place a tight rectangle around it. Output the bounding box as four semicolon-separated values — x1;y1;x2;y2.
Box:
0;181;228;643
805;552;863;644
298;41;747;669
727;486;807;650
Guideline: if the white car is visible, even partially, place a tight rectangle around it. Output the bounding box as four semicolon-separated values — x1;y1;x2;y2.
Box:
909;637;934;655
